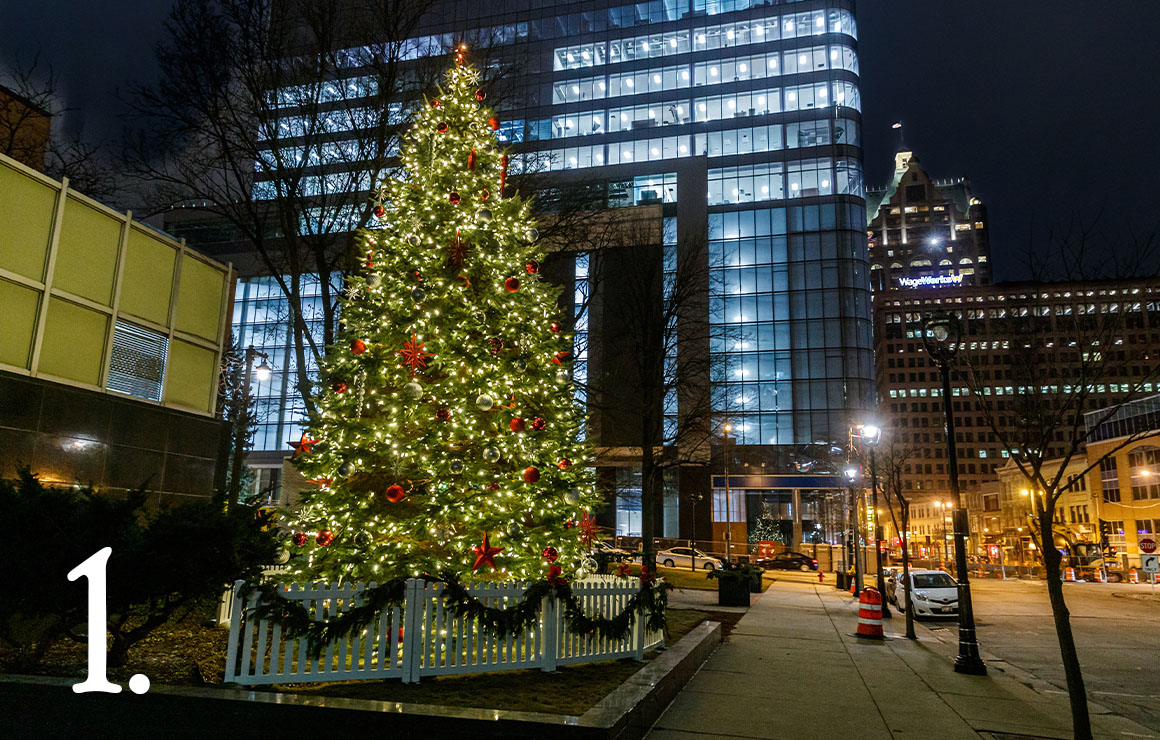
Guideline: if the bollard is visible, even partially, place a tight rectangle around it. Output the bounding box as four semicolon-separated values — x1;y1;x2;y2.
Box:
855;588;885;640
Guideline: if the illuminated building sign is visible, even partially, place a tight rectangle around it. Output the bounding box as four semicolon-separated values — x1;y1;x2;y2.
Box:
898;274;964;288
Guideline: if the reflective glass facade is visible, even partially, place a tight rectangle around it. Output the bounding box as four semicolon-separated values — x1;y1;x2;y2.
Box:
234;0;872;472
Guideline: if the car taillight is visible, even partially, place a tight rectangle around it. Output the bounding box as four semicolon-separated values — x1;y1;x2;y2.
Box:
811;559;817;565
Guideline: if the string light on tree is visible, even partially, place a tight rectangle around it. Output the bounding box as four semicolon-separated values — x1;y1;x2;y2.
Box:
287;51;598;583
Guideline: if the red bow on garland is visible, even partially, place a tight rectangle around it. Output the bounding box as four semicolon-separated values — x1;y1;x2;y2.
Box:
615;563;632;578
639;565;657;586
546;564;568;587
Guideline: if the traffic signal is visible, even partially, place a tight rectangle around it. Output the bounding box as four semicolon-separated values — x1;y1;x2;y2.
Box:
1098;519;1111;536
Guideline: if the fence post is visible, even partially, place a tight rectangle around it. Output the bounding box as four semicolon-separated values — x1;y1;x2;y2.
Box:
223;579;246;684
633;600;646;661
541;590;559;672
400;578;423;683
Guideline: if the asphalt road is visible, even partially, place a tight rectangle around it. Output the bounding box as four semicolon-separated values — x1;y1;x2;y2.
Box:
938;578;1160;733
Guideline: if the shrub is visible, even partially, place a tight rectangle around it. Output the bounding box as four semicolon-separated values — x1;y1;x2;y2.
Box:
0;470;279;670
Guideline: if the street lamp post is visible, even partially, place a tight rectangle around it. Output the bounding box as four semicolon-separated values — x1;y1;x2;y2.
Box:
861;424;891;618
688;491;704;573
228;345;271;510
845;466;863;593
922;313;986;676
722;423;733;563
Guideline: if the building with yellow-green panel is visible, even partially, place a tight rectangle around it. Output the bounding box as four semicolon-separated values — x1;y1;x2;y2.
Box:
0;152;234;500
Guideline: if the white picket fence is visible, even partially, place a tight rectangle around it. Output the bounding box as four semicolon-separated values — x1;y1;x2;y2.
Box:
224;575;664;685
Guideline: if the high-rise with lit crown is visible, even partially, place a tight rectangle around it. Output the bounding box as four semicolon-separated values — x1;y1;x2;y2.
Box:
210;0;871;545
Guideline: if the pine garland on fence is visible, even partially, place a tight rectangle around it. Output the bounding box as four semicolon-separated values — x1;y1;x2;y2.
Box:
243;574;670;658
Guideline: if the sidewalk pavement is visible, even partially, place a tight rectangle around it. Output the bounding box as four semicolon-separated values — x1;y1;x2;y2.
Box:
647;575;1158;739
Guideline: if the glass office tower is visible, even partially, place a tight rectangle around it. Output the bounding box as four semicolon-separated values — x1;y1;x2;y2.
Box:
231;0;872;519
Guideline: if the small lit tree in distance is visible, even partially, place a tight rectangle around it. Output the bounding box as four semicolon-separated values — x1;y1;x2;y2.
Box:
289;49;597;584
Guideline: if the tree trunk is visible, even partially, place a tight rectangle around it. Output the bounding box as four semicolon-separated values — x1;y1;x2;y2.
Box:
900;534;916;639
1040;513;1092;740
640;450;660;571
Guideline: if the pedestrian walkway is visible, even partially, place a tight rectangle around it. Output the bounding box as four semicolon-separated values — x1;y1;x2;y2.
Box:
646;575;1157;739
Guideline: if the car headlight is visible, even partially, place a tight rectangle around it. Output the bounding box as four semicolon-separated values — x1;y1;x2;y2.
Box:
915;591;928;600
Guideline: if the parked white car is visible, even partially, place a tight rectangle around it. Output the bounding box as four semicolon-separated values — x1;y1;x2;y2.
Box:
655;546;722;571
894;569;960;617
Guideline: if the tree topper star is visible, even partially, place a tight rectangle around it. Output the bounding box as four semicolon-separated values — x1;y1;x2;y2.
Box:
471;533;504;572
397;333;434;375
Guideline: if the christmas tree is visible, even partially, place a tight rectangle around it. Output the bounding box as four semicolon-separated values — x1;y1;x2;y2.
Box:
288;49;597;583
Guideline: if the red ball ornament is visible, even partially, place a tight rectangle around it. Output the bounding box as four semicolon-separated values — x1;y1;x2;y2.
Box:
487;482;501;491
557;459;572;470
488;336;504;353
437;121;449;133
565;519;577;530
351;339;367;355
525;261;539;274
504;277;520;292
372;204;385;218
431;98;441;108
384;485;406;503
542;546;559;562
550;321;561;334
331;381;348;394
292;532;308;546
479;189;490;202
436;407;451;421
449;192;461;205
475;89;487;101
510;417;526;432
316;530;335;546
488;117;500;131
523;466;540;483
531;417;546;431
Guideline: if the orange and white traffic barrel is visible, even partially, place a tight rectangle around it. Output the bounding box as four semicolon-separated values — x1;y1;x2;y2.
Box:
856;588;885;640
1065;567;1076;582
1093;568;1105;583
1130;569;1139;584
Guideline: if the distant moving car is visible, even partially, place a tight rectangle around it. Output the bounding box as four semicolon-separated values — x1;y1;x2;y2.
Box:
757;551;818;571
592;540;632;562
656;546;722;571
893;569;959;617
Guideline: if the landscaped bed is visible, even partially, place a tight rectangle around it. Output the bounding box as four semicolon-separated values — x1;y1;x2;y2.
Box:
1;607;742;716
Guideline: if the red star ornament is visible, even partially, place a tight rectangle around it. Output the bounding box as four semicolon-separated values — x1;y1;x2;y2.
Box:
471;533;504;572
578;510;600;548
397;333;434;375
289;433;317;459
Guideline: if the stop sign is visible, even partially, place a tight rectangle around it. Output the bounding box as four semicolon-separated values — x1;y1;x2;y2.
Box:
1140;538;1157;554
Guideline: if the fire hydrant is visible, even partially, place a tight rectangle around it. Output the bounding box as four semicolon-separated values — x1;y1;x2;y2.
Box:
818;571;825;583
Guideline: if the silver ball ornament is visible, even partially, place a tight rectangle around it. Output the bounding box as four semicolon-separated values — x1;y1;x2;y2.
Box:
475;393;494;411
411;287;425;301
527;228;539;241
408;235;419;246
565;488;582;504
367;274;382;287
338;462;354;477
483;446;501;463
449;459;465;474
477;208;493;223
554;369;570;385
515;359;528;372
403;381;423;400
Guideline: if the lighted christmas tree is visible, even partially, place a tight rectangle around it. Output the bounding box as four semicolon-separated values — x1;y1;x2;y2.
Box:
286;50;598;584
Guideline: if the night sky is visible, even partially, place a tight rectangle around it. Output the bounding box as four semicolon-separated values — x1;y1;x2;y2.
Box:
3;1;1158;281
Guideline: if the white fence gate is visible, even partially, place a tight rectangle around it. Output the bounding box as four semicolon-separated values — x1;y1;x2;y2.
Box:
224;575;664;685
